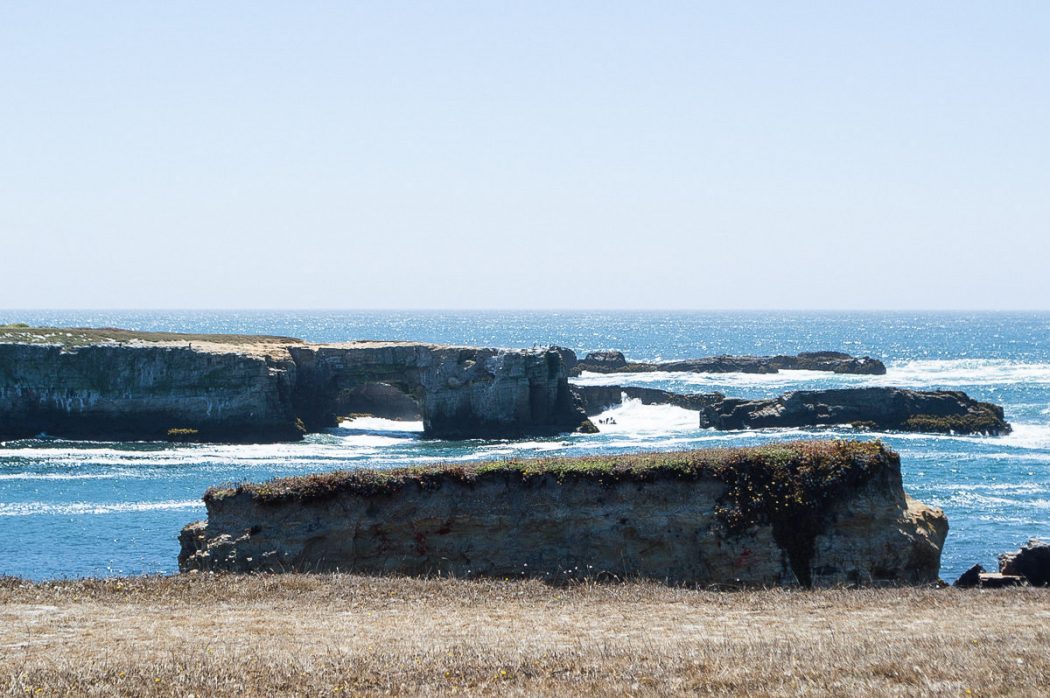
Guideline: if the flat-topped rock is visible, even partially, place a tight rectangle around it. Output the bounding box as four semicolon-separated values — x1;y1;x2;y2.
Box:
0;327;588;442
999;539;1050;586
698;387;1011;435
179;441;948;587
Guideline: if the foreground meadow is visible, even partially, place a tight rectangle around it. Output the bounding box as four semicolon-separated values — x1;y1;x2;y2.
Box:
2;574;1048;696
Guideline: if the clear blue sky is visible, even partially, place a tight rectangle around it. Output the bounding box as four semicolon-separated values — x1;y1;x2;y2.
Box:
2;2;1047;310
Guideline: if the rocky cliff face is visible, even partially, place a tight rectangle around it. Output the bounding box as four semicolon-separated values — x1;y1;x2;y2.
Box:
286;344;586;438
0;342;300;442
179;441;948;587
698;387;1011;435
0;329;587;442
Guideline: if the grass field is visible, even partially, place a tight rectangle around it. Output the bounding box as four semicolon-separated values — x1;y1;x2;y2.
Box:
2;574;1048;696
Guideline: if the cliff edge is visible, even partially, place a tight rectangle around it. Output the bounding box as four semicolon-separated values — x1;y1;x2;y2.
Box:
179;441;947;587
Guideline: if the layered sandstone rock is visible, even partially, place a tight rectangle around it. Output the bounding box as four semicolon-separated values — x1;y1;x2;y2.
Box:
179;441;948;587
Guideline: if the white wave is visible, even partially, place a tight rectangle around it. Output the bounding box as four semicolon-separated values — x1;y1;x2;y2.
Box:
0;499;202;517
0;471;125;481
591;397;699;435
939;482;1045;495
577;359;1050;390
874;359;1050;388
575;369;847;390
337;417;423;433
498;441;571;452
952;424;1050;451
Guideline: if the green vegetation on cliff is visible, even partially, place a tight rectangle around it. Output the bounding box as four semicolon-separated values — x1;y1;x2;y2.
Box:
207;440;890;584
0;326;302;348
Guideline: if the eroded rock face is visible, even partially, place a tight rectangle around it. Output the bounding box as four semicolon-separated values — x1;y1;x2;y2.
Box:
572;351;886;376
0;343;300;442
698;387;1011;435
179;443;947;587
0;332;587;442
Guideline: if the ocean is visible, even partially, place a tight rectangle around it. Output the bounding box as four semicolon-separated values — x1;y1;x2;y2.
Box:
2;310;1048;582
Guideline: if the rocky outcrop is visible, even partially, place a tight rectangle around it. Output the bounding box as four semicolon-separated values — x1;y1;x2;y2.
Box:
571;384;723;415
0;328;587;442
579;351;627;370
179;441;948;587
698;387;1011;435
953;564;1026;588
999;539;1050;586
571;351;886;376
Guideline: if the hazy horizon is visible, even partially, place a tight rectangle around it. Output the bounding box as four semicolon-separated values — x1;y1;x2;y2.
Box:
3;2;1048;310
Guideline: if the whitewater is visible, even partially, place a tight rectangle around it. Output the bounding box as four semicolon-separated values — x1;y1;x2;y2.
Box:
2;310;1049;581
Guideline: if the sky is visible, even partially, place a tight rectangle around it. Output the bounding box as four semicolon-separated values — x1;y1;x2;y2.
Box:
1;2;1048;310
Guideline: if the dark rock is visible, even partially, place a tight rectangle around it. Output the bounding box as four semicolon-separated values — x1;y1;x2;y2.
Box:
571;384;723;416
698;387;1011;436
771;352;887;375
333;382;422;421
999;539;1050;586
581;350;626;369
954;564;985;587
572;351;886;376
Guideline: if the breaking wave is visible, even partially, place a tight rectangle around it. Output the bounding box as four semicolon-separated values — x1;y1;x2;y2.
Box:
0;499;202;517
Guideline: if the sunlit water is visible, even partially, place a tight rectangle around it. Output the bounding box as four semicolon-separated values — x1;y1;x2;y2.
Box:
2;311;1049;581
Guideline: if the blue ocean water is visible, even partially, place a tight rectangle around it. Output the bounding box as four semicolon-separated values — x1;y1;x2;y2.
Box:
2;310;1049;582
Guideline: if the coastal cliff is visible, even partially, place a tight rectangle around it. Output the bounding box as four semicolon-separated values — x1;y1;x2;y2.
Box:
0;341;301;442
0;328;587;442
179;441;948;587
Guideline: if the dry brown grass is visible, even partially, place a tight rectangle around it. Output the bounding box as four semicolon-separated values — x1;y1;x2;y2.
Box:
2;575;1049;696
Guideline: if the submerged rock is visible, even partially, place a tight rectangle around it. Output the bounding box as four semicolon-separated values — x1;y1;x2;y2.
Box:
999;539;1050;586
179;441;948;587
698;387;1010;435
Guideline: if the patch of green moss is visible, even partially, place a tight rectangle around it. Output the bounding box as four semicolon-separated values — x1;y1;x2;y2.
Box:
903;412;1008;435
